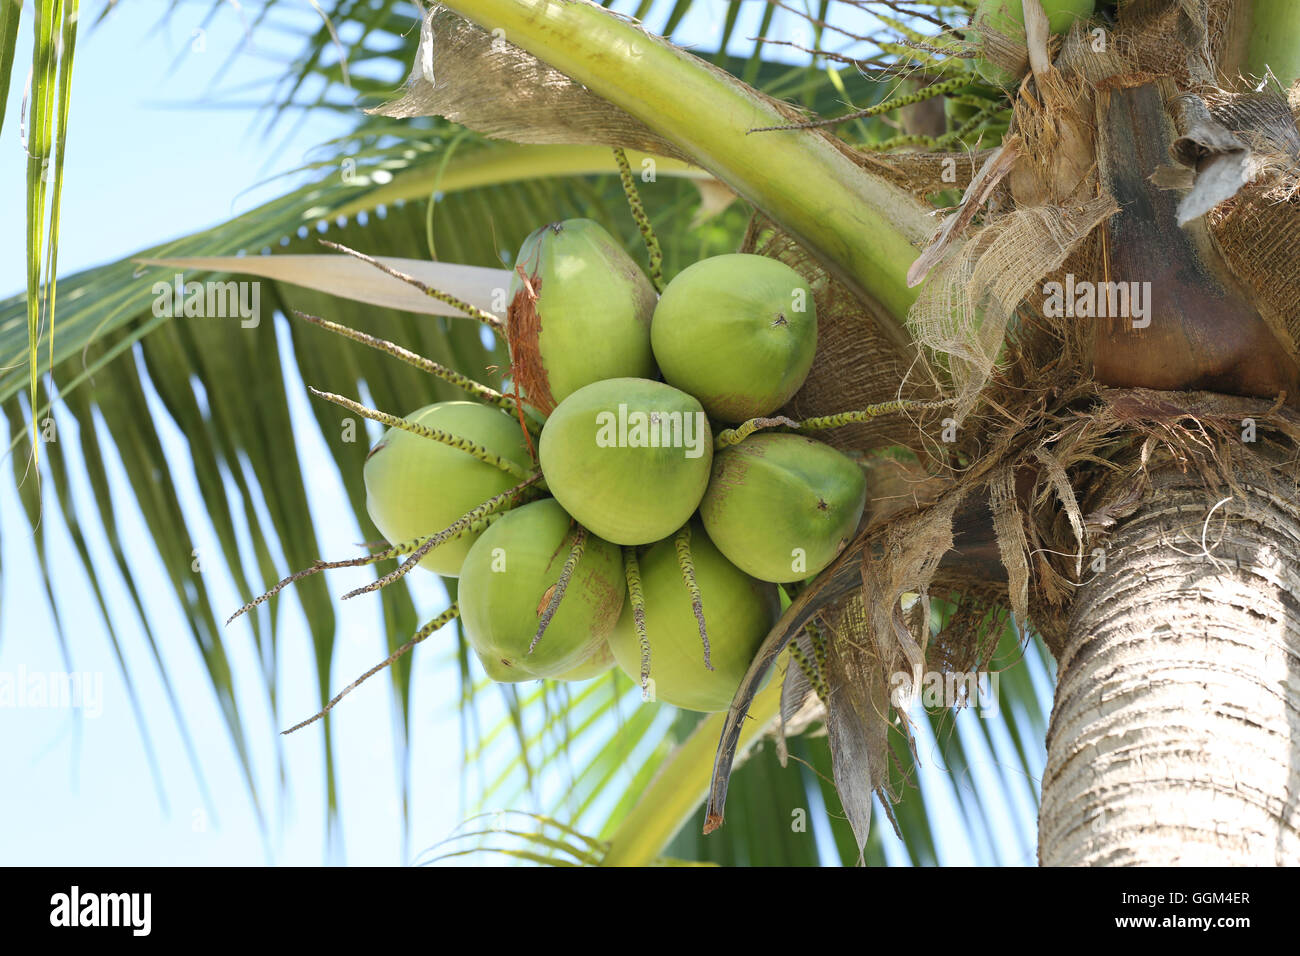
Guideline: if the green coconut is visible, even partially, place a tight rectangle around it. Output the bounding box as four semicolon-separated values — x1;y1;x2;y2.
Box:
538;378;713;546
609;523;779;712
650;253;816;423
973;0;1096;87
459;499;625;682
700;433;867;583
552;640;617;682
508;218;658;414
363;401;534;576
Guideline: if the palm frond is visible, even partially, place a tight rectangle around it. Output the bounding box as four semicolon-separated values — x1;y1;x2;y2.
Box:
0;123;745;840
2;0;1053;863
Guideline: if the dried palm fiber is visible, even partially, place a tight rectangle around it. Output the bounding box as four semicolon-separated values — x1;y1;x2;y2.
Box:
1210;192;1300;352
968;3;1030;87
903;18;1122;420
901;0;1300;427
1103;0;1217;83
1017;388;1300;654
862;149;1001;198
962;0;1221;89
713;0;1300;850
1195;90;1300;353
820;591;899;855
1007;33;1100;207
908;192;1117;421
926;590;1013;677
373;6;689;159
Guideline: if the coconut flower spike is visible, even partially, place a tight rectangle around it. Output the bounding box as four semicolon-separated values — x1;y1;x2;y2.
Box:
309;388;533;480
291;310;519;415
674;524;713;671
749;76;970;133
317;239;504;335
789;622;830;703
612;147;664;291
226;524;490;626
281;605;460;734
714;397;956;448
622;547;652;699
529;524;588;654
342;474;542;600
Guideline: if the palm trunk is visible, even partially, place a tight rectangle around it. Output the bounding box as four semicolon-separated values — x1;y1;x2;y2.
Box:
1038;464;1300;865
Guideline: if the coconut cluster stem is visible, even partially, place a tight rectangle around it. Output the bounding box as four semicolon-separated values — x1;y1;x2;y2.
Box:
343;474;542;600
318;239;504;334
749;77;971;133
622;547;652;697
293;310;518;415
281;605;460;735
861;132;942;151
309;388;533;480
530;526;588;653
226;520;494;625
713;415;800;448
673;525;713;671
797;397;955;430
612;148;664;291
713;397;954;448
933;99;1006;149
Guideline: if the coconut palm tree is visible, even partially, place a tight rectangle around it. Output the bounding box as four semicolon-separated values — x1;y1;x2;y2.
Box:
3;0;1295;865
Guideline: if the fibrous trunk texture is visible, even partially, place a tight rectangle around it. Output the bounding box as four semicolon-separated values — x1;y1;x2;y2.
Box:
1039;467;1300;865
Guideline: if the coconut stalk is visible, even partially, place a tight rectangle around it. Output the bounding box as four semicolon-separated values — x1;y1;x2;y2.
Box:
432;0;931;348
1237;0;1300;85
599;672;784;867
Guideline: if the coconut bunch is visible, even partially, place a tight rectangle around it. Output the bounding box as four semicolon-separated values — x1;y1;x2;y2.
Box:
233;205;943;725
363;214;880;713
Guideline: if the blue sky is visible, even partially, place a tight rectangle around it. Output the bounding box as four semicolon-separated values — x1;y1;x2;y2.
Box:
0;0;1050;866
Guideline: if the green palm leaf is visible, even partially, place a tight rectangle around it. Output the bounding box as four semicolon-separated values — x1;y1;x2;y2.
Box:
1;0;1051;865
